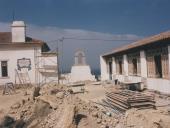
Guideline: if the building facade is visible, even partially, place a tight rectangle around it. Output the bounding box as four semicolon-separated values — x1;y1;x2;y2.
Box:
0;21;58;86
100;31;170;93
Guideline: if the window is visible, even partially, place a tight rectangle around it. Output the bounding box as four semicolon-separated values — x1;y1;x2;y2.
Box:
115;56;123;75
154;55;162;78
1;61;8;77
146;47;168;79
128;52;140;76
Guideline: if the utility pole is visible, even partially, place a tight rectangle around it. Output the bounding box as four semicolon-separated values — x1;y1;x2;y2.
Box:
56;43;60;85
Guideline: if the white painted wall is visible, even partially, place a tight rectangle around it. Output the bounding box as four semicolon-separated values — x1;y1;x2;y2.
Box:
12;21;26;42
140;50;147;77
100;47;170;93
0;47;40;85
70;65;96;82
115;75;124;82
123;54;128;76
168;46;170;80
115;75;141;83
126;76;142;82
112;57;116;77
0;47;59;86
147;78;170;94
100;56;109;80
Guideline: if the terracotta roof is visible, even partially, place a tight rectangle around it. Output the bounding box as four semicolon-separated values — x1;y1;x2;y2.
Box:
0;32;50;52
0;32;43;44
102;31;170;57
0;32;11;43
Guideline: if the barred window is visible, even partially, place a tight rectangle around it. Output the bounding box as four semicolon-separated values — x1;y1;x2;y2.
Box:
115;56;123;75
1;61;8;77
146;47;169;79
128;52;140;76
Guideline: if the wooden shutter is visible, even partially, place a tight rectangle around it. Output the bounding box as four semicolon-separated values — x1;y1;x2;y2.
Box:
161;53;169;79
115;56;123;75
147;56;156;78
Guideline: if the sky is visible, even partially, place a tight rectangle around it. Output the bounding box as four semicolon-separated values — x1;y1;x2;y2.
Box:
0;0;170;73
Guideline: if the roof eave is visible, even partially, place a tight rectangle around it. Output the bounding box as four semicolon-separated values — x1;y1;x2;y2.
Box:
102;31;170;57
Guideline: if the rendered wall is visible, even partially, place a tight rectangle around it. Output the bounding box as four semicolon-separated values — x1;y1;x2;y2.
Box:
100;47;170;93
11;21;26;42
70;65;95;82
0;47;41;85
147;78;170;94
100;56;109;80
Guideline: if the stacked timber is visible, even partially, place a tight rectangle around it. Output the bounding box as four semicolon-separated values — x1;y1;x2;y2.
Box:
103;90;155;112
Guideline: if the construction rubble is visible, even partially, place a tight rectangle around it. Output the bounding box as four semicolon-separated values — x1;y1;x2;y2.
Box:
104;90;156;112
0;84;170;128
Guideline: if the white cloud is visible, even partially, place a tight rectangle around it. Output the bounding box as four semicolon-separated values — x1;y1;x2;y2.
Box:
0;22;140;42
28;25;140;42
0;21;141;72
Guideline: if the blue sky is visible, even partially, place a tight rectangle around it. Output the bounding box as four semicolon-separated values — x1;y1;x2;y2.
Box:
1;0;170;35
0;0;170;72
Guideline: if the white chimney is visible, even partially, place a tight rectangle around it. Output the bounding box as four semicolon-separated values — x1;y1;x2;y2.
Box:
11;21;26;43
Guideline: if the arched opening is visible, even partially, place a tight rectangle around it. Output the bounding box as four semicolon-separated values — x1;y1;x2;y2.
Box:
77;52;84;65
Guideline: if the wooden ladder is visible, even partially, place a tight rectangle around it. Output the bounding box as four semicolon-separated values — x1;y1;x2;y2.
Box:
15;69;31;86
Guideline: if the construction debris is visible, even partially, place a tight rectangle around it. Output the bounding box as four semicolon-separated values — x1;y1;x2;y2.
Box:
0;83;170;128
32;86;41;100
103;89;156;112
2;82;16;95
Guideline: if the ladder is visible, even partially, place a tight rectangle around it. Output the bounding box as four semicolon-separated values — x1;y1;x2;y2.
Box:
15;69;31;86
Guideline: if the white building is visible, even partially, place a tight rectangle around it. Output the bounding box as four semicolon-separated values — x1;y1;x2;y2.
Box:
0;21;58;86
100;31;170;94
69;50;96;82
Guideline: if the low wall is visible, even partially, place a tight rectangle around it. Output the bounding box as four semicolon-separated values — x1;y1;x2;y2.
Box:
115;75;141;83
115;75;124;82
115;75;170;94
147;78;170;94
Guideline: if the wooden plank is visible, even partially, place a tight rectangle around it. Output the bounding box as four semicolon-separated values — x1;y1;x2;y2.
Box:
106;95;128;104
128;100;155;103
105;90;156;111
130;102;155;107
102;99;127;112
106;97;129;109
106;93;128;101
128;97;154;101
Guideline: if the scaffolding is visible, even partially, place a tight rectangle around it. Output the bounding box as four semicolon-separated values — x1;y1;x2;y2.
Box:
34;48;58;86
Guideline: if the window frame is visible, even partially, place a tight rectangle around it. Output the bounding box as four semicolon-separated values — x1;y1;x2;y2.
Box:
1;60;9;78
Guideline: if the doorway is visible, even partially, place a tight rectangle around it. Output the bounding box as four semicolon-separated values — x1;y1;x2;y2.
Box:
154;55;162;78
132;58;137;75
